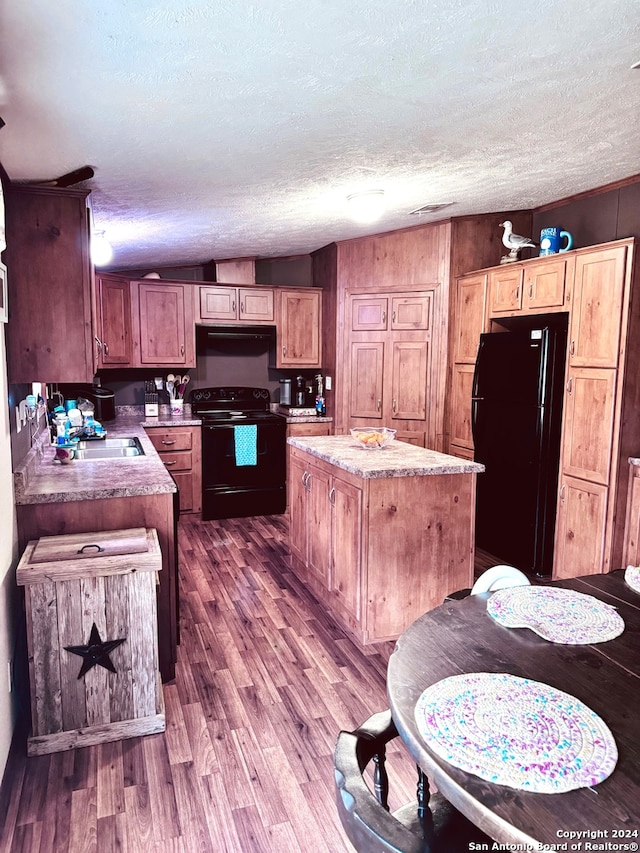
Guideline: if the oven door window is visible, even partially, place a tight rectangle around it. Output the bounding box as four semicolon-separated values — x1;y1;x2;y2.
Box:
202;421;286;488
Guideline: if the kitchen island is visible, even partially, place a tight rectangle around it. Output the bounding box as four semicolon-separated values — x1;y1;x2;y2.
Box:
14;419;179;682
287;436;484;644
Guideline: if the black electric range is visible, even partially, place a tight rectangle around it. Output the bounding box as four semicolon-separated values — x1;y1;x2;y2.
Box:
190;387;287;520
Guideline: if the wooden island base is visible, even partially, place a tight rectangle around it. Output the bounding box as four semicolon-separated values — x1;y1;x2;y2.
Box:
288;438;482;644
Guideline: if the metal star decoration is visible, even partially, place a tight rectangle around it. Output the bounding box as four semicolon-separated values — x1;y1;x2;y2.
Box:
64;622;126;679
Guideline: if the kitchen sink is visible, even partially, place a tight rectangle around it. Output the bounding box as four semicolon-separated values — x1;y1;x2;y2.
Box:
73;436;146;460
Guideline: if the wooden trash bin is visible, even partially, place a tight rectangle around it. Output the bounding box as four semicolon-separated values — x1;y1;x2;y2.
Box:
16;527;165;756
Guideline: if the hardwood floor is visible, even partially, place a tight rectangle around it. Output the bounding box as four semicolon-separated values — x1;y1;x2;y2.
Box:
0;514;422;852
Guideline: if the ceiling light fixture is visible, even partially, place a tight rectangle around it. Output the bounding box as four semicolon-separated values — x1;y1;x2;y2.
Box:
346;189;386;224
91;230;113;266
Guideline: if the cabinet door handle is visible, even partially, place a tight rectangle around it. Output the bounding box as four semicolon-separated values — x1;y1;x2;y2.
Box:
570;339;575;358
560;483;566;503
382;311;386;324
528;283;534;299
282;346;287;357
232;300;236;312
566;377;573;394
95;336;104;352
180;345;185;356
161;440;177;445
392;311;396;323
392;398;397;413
103;342;109;355
240;301;245;313
377;399;381;412
514;285;521;302
164;460;177;466
328;487;336;506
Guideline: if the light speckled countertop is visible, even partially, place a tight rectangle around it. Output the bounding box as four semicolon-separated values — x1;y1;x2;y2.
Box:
630;457;640;467
14;417;176;506
287;435;484;479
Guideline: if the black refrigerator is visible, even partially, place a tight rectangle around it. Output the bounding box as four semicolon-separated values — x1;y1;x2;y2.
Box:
472;323;567;577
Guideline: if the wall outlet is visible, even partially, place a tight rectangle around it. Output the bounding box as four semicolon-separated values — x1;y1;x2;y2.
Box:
325;376;332;391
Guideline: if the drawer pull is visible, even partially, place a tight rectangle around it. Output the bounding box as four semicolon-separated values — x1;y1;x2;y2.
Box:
161;440;177;445
164;460;177;466
77;543;105;554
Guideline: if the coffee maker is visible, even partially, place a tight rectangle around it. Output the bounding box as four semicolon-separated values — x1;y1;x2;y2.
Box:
279;375;319;410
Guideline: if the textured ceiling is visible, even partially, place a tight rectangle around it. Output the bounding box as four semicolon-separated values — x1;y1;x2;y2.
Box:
0;1;639;270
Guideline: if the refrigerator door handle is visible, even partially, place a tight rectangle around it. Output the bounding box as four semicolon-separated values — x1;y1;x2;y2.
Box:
471;397;480;445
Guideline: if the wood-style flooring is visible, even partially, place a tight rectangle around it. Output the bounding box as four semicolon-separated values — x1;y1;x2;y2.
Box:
0;513;428;852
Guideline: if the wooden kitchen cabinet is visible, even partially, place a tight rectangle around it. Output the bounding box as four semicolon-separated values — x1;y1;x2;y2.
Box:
4;185;94;383
451;238;637;579
487;257;570;319
553;477;608;579
347;291;433;446
453;273;487;364
487;266;524;314
134;281;196;367
350;293;431;332
560;367;616;486
523;257;569;310
288;444;476;643
289;449;364;628
349;341;385;420
198;285;274;323
95;273;133;366
275;288;322;368
449;363;475;452
145;426;202;514
568;245;627;368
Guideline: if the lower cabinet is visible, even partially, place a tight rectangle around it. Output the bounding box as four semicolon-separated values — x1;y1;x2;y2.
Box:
554;476;608;579
145;426;202;514
288;446;475;643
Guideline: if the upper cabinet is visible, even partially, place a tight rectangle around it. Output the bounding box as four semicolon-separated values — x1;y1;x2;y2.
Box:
95;273;133;367
4;185;94;383
568;246;627;368
134;281;195;367
275;288;322;368
487;256;571;318
198;285;274;324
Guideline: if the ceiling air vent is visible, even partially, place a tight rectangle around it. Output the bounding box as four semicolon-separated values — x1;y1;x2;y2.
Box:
408;203;454;216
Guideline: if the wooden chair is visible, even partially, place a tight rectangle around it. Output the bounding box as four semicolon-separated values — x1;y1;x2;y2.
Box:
334;709;492;852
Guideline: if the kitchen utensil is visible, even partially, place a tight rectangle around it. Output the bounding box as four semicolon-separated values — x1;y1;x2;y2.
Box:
166;373;175;384
166;381;174;398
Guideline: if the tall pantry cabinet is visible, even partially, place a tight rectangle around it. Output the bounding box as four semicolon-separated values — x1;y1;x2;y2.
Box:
448;239;639;578
312;213;533;450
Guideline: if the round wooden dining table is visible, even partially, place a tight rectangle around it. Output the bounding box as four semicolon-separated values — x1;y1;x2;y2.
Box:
387;571;640;848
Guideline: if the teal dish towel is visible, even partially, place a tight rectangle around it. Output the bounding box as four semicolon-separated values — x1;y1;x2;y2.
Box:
234;424;258;466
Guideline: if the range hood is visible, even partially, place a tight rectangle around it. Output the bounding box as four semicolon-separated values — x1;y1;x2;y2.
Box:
204;325;276;341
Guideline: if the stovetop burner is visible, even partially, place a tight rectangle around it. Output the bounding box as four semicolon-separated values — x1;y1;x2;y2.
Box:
190;386;281;423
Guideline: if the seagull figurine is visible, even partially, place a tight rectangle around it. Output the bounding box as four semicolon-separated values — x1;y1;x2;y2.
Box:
500;220;537;262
